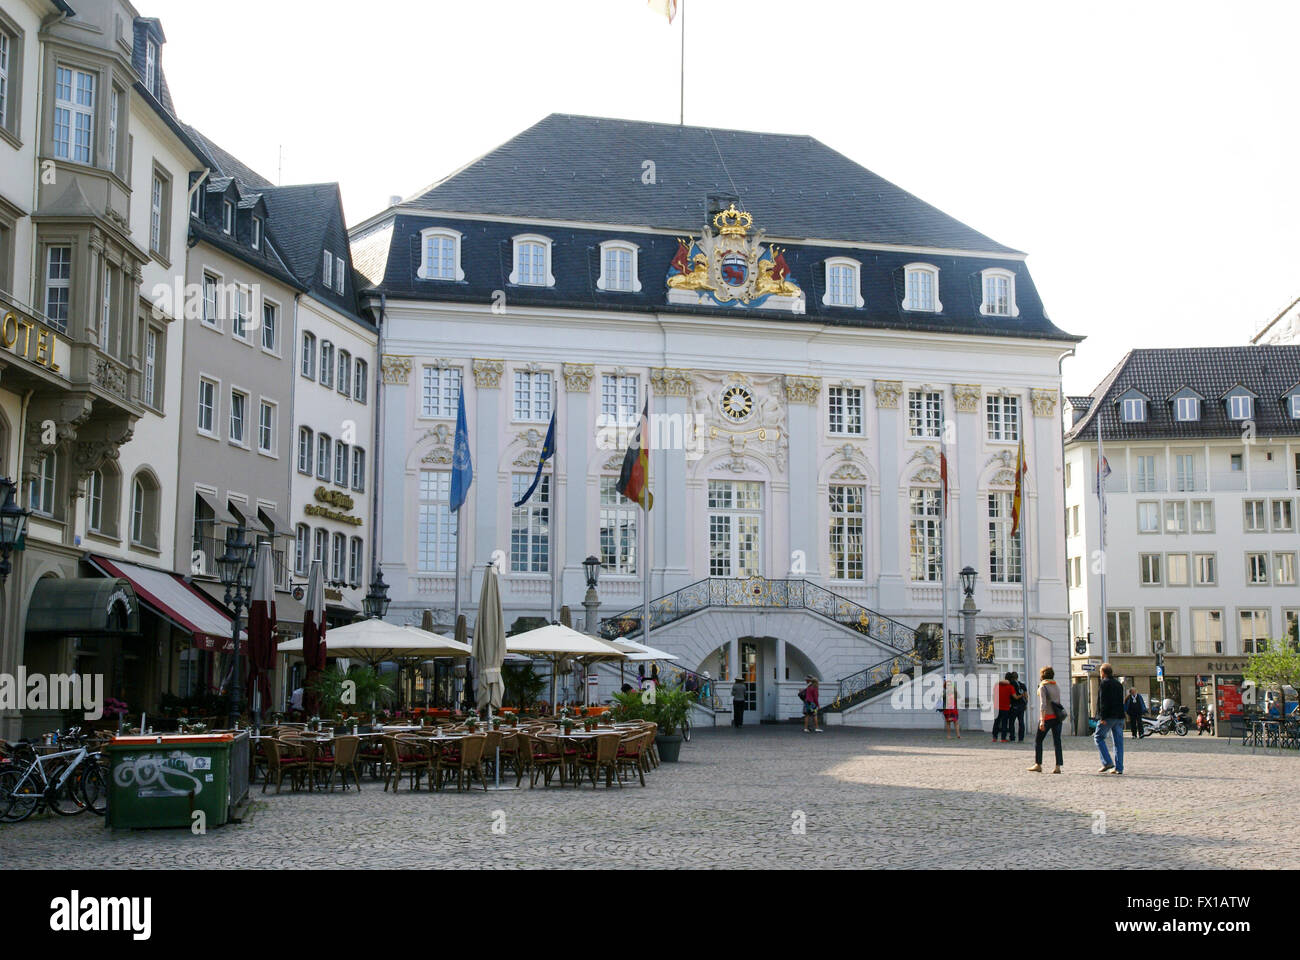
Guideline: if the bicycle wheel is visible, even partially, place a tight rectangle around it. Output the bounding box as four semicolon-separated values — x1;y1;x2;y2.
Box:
681;715;692;742
0;768;42;823
48;761;87;816
77;762;108;816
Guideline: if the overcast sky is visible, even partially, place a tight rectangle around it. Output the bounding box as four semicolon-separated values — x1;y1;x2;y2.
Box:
149;0;1300;395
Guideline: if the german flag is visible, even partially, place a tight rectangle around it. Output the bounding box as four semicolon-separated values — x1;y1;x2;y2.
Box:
617;400;654;510
1011;436;1028;538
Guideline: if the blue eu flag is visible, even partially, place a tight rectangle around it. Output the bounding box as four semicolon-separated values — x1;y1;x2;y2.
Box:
513;411;556;507
450;384;473;512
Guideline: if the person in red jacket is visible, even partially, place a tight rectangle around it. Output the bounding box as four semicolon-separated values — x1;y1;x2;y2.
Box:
994;674;1015;742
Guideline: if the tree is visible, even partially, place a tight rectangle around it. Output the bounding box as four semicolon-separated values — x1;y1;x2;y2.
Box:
1243;647;1300;719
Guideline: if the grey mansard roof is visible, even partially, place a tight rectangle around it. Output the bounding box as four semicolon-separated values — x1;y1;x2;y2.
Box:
1065;346;1300;443
403;114;1020;253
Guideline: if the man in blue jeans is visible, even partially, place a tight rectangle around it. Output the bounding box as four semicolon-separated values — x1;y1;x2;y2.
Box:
1094;662;1126;774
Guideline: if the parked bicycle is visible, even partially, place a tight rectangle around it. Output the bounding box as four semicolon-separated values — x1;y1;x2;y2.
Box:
0;728;108;823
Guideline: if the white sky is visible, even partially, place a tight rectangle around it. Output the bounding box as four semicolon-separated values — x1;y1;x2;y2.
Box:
149;0;1300;395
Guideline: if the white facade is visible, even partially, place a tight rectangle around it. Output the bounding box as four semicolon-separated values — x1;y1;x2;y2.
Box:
376;292;1073;721
289;292;377;612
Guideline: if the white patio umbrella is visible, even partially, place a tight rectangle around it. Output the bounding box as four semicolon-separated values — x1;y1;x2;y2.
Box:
474;563;505;714
506;624;627;707
279;618;470;667
616;638;680;662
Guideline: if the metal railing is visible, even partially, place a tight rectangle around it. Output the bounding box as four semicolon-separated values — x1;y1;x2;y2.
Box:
824;632;995;715
598;577;918;653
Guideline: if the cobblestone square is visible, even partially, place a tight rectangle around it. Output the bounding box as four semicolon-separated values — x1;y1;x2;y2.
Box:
2;726;1295;870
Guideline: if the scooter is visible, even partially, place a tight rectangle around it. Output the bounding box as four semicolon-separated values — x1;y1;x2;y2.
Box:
1142;702;1189;737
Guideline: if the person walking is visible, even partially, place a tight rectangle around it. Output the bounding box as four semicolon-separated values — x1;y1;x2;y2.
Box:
1094;662;1126;774
993;673;1014;742
1125;687;1146;739
730;676;747;728
942;679;961;739
800;676;822;733
1010;672;1028;741
1027;666;1064;773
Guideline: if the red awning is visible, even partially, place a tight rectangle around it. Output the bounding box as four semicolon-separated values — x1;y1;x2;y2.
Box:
89;556;246;652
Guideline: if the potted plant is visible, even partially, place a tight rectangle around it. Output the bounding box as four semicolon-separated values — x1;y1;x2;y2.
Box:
561;715;576;733
649;688;692;763
491;715;502;730
465;713;479;732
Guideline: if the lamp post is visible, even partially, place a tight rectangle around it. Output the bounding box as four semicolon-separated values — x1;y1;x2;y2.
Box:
216;525;257;729
960;566;981;730
582;555;601;635
0;478;31;584
363;567;391;620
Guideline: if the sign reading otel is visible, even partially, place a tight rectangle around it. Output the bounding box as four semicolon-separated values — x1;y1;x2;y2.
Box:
2;310;63;371
304;487;363;527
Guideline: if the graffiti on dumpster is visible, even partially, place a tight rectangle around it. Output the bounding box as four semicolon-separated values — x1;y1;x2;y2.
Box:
113;752;206;798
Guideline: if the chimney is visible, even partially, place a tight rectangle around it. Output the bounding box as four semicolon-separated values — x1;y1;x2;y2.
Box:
706;192;739;222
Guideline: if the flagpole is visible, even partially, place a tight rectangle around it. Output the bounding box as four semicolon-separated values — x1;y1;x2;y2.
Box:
679;0;685;125
642;390;652;645
454;506;462;625
551;378;560;624
1097;416;1107;665
1021;484;1031;722
940;460;950;686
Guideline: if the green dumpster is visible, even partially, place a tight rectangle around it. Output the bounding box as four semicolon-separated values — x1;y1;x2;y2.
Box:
105;732;250;830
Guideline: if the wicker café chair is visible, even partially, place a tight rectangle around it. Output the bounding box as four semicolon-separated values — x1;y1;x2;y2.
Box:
529;734;568;788
576;733;623;789
434;734;488;793
382;736;432;792
616;731;652;787
320;736;362;792
261;738;307;794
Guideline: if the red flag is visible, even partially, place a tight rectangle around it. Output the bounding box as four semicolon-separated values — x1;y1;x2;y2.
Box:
1011;436;1028;537
939;452;950;513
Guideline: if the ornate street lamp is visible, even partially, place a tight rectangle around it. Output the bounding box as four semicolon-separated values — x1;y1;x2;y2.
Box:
583;555;601;590
0;478;31;583
960;566;977;600
363;567;390;620
217;525;257;728
582;555;602;635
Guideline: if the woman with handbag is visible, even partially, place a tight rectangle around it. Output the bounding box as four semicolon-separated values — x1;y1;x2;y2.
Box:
1027;665;1065;774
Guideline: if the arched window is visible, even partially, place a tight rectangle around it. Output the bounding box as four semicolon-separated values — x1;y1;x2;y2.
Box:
980;267;1019;317
418;227;464;281
822;258;863;308
319;340;334;388
317;434;331;481
337;350;351;397
28;451;58;518
509;234;554;287
903;263;942;313
301;332;316;379
294;524;310;576
597;241;641;292
130;471;161;549
298;426;314;475
331;532;346;582
87;462;121;537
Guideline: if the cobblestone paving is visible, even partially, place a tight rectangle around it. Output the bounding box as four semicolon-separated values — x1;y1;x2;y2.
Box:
2;727;1295;869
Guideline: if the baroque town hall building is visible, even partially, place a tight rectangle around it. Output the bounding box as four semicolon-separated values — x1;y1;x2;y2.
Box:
352;115;1080;725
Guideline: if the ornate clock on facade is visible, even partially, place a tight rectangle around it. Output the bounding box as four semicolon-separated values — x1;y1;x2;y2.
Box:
719;385;754;423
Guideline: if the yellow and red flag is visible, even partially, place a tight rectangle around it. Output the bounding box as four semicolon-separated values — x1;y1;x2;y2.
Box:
1011;436;1028;537
617;400;654;510
648;0;678;23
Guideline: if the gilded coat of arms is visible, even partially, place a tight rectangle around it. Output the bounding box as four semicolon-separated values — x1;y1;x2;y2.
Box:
666;204;805;312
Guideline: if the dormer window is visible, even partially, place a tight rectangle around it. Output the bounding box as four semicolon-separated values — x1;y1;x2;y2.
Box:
322;251;332;288
510;235;554;287
822;258;863;308
1175;396;1200;421
334;255;345;294
597;241;640;292
1121;398;1146;422
1291;395;1300;420
419;227;464;281
980;268;1019;317
222;200;234;235
903;263;941;312
145;39;158;97
1228;395;1253;421
251;216;262;250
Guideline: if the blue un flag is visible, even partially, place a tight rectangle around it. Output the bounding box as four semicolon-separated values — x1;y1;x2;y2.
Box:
450;384;473;512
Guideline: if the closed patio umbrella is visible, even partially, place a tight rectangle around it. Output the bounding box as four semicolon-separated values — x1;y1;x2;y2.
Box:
474;563;505;714
300;560;327;716
246;541;277;726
